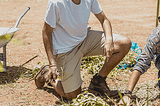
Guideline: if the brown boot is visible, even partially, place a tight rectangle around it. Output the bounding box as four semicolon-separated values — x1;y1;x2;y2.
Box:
34;65;50;89
88;73;118;98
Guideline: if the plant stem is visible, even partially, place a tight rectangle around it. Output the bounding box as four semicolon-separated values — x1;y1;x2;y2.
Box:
156;0;159;27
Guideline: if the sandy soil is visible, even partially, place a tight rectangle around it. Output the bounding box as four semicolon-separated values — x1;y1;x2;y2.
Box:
0;0;160;105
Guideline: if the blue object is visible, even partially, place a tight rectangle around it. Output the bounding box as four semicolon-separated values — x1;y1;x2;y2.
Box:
131;42;142;60
118;41;142;69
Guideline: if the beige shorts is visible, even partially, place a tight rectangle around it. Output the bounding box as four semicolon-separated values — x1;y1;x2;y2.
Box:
54;30;120;93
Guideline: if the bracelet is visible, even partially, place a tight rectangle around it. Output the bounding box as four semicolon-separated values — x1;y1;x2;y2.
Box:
124;89;132;98
124;89;132;95
49;64;56;68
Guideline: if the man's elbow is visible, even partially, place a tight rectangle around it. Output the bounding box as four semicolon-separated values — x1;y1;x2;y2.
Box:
42;22;53;36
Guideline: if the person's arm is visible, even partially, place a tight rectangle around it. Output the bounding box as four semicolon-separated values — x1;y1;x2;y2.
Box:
119;31;158;105
42;22;57;80
94;11;113;62
126;70;141;92
118;70;141;105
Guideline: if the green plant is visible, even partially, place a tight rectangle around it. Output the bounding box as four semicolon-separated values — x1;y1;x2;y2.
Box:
70;91;109;106
22;62;43;78
81;55;105;74
81;50;138;77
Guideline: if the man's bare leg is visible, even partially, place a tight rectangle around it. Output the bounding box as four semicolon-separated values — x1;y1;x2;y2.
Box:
98;36;131;77
49;79;81;100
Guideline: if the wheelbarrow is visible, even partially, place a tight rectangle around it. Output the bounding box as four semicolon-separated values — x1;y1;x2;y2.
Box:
0;7;30;72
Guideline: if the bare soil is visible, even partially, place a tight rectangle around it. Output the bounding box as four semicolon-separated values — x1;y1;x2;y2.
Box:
0;0;160;105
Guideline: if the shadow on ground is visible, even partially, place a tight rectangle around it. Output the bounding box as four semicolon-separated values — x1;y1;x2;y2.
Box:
42;86;69;105
0;66;28;84
0;55;39;84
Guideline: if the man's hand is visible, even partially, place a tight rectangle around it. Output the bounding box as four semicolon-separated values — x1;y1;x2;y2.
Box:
48;66;58;83
104;42;114;62
118;95;131;106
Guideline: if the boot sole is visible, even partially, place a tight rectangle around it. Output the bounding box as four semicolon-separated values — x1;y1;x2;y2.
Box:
88;88;119;98
34;65;49;89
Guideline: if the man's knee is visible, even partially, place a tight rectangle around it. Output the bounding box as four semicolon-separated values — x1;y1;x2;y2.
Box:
120;36;132;49
64;87;81;100
114;36;131;52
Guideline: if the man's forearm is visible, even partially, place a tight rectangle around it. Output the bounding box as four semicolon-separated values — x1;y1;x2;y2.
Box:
42;23;56;65
104;19;112;38
127;70;142;92
102;18;113;45
95;11;113;44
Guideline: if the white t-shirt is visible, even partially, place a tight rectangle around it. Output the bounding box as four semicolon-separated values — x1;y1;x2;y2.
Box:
45;0;102;55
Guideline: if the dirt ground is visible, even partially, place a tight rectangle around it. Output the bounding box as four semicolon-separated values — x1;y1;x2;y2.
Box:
0;0;160;105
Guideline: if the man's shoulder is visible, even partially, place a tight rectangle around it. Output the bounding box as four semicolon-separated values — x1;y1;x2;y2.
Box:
49;0;64;5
